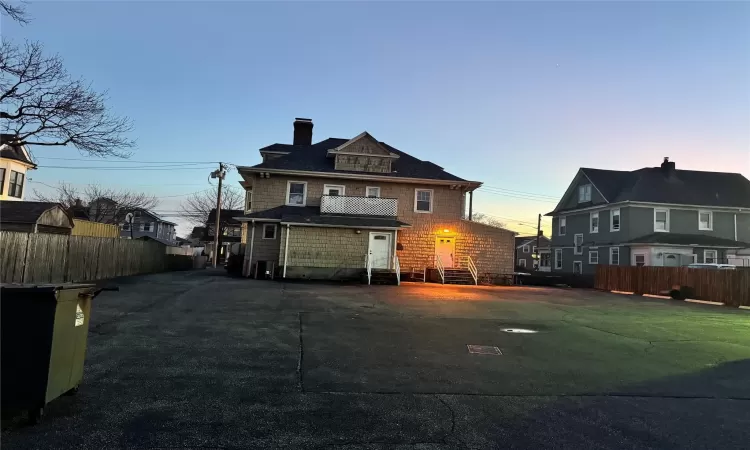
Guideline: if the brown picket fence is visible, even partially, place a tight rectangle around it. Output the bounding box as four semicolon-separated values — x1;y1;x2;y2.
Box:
595;265;750;307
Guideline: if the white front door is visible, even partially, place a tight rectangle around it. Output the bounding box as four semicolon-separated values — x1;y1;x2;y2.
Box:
435;237;455;268
368;232;391;269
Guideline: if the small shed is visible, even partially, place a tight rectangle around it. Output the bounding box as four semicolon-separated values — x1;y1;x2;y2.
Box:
0;201;74;234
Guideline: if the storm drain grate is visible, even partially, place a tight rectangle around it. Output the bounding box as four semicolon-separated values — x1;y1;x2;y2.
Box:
467;345;502;355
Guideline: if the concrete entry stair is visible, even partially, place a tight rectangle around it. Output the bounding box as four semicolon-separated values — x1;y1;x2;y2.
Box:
369;269;399;285
444;268;476;285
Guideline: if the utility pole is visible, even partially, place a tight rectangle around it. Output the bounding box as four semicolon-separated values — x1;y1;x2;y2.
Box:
535;213;542;270
212;163;225;268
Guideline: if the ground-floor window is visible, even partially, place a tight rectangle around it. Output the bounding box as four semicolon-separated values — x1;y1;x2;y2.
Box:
610;247;620;265
554;248;562;269
704;249;718;264
589;250;598;264
518;259;526;268
573;261;582;274
634;254;646;267
540;252;550;268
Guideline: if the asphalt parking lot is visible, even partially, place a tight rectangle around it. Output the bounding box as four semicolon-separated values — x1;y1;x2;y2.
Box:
3;269;750;449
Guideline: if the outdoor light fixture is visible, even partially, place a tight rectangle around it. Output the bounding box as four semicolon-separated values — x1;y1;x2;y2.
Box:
443;229;450;233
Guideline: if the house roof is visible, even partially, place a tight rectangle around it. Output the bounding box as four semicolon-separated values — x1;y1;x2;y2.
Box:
627;233;750;248
0;134;35;167
552;164;750;214
244;137;473;183
207;209;244;225
136;235;178;246
0;201;70;225
237;205;409;229
515;236;550;248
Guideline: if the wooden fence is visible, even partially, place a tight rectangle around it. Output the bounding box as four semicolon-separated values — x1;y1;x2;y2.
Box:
595;265;750;307
0;231;192;284
71;219;121;238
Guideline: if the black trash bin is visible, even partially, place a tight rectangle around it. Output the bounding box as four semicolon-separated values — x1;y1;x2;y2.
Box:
1;283;102;423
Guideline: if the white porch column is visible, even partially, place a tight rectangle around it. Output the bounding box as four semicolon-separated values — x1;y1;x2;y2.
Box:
244;220;255;277
283;224;291;278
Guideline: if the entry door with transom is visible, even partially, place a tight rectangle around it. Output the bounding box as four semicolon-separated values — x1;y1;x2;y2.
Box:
435;237;455;268
368;232;391;269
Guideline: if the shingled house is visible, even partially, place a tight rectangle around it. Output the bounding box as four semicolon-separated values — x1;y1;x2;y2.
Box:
235;118;515;283
547;158;750;273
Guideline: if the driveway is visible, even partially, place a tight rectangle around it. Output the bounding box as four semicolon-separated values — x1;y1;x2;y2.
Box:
3;270;750;449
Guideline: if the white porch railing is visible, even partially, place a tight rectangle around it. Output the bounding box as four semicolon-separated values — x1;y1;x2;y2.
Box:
365;252;372;285
393;255;401;286
436;255;445;284
466;255;478;285
320;195;398;217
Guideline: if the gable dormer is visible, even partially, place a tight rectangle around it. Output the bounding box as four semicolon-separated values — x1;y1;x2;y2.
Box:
327;132;400;174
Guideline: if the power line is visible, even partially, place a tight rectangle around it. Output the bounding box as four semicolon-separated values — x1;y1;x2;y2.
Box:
35;157;221;164
477;188;559;204
38;164;218;170
481;185;559;200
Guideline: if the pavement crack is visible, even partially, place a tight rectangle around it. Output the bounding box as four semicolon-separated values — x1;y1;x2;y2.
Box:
298;311;305;393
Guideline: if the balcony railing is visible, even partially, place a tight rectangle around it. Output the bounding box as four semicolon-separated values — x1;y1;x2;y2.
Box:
320;195;398;217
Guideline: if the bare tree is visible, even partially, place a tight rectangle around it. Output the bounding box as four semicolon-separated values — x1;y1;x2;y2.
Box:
472;212;507;229
0;1;30;25
180;186;243;232
33;182;158;224
0;40;134;156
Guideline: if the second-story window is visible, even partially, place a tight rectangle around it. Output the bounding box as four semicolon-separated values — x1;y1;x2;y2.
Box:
414;189;433;213
522;244;530;253
286;181;307;206
654;208;669;232
263;224;277;239
324;184;345;196
140;222;154;232
558;216;566;236
0;168;5;195
611;208;621;231
8;170;24;198
245;191;253;212
590;211;599;233
366;186;380;198
578;184;592;203
699;210;712;231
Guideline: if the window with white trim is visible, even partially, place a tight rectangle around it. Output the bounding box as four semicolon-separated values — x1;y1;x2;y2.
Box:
522;244;530;253
578;184;592;203
610;208;620;231
323;184;345;196
532;246;537;255
610;247;620;265
140;222;154;232
558;217;566;236
574;233;583;255
286;181;307;206
554;248;562;269
634;254;646;267
654;208;669;232
704;249;718;264
573;261;582;274
698;210;712;231
262;224;277;240
414;189;433;213
518;259;526;268
589;250;598;264
590;211;599;233
8;170;24;198
245;191;253;212
366;186;380;198
0;168;5;195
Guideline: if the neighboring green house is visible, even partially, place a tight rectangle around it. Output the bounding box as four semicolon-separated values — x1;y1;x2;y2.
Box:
547;158;750;274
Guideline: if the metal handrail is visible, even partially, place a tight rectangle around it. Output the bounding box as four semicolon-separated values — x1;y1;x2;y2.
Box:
466;255;478;285
365;252;372;285
393;255;401;286
436;255;445;284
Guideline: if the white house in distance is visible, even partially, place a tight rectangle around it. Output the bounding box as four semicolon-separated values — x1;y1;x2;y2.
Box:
0;134;36;201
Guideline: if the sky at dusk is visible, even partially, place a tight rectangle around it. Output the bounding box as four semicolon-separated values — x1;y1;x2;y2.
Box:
3;1;749;236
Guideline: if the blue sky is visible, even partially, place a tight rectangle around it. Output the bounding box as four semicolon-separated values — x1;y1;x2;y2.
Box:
4;1;749;236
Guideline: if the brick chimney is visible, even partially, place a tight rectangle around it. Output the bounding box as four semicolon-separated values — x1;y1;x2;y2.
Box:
293;118;313;145
660;157;676;176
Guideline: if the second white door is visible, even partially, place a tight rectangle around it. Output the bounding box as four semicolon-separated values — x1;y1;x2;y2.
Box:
368;232;391;269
